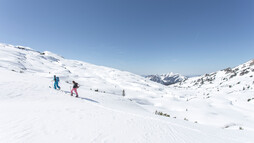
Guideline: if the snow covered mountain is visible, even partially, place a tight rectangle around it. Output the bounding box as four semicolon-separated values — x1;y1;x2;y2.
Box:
146;72;187;85
174;59;254;92
0;43;254;143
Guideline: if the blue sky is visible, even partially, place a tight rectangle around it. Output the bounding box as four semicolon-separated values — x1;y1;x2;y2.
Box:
0;0;253;75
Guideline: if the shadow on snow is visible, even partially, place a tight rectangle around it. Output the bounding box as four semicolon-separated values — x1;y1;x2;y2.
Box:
78;97;99;103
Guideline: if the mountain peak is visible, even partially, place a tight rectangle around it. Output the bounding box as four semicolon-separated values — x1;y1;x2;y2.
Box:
146;72;187;85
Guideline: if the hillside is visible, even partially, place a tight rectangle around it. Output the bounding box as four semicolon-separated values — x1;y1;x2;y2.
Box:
174;59;254;92
0;43;254;143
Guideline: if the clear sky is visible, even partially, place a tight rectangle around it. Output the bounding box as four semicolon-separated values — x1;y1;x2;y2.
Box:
0;0;253;75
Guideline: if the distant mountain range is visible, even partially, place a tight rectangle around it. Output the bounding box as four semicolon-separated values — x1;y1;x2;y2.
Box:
146;59;254;90
145;72;188;85
173;59;254;93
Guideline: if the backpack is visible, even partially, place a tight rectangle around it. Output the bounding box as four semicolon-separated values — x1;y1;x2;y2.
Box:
74;82;79;88
56;77;60;82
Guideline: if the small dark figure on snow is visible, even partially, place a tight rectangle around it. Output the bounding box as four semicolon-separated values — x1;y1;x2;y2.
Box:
71;81;79;97
53;75;61;90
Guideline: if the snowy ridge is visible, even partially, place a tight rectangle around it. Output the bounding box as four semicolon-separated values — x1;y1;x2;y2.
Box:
0;43;254;143
175;59;254;91
0;43;164;96
146;72;187;85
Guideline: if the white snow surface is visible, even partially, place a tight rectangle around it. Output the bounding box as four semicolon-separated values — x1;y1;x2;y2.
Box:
0;43;254;143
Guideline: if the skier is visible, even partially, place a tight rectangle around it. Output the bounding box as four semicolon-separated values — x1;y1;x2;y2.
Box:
71;81;79;97
53;75;61;90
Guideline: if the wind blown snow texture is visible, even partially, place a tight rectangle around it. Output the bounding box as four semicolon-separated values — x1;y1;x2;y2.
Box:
0;43;253;143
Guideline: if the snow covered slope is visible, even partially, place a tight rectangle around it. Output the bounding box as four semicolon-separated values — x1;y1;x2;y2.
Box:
0;43;254;143
174;59;254;91
146;72;187;85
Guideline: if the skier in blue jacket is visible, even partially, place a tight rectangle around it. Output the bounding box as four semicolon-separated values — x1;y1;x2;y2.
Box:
53;75;61;90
